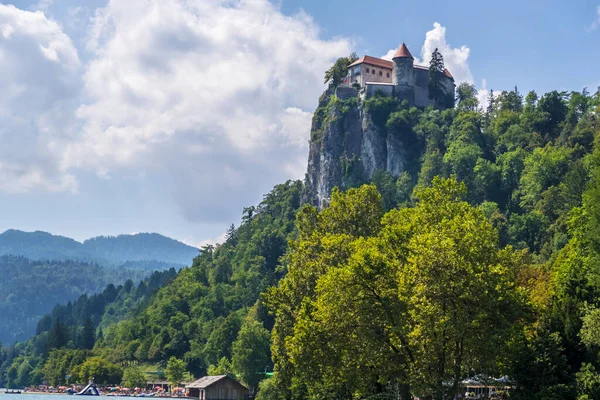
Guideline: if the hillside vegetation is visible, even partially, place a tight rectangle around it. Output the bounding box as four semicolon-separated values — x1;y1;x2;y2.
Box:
0;181;302;389
0;256;147;344
0;268;177;387
2;65;600;399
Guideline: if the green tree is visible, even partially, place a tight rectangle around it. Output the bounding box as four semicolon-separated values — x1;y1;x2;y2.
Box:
267;185;384;399
392;178;525;399
72;356;122;385
484;89;495;127
203;313;242;366
255;377;279;400
428;48;448;107
324;53;358;88
418;148;445;188
16;358;34;387
581;307;600;349
498;87;523;112
165;357;186;388
47;319;69;351
232;318;271;391
80;318;95;350
42;349;89;386
122;365;147;389
537;90;568;138
576;363;600;400
455;82;479;112
395;171;413;205
208;357;235;378
509;330;574;400
269;178;526;400
6;362;18;388
518;145;572;210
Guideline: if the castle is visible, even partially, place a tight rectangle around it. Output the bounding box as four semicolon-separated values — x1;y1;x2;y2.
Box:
343;43;455;108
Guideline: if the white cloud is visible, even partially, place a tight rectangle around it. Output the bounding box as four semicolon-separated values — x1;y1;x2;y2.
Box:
194;231;228;249
381;48;395;61
62;0;350;223
0;4;80;193
477;79;489;109
381;22;473;85
0;0;351;227
588;6;600;31
415;22;473;84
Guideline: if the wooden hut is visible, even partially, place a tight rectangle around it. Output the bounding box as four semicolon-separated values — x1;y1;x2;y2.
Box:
186;375;249;400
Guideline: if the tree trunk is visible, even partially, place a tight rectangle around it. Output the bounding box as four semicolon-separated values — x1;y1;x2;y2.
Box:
397;383;411;400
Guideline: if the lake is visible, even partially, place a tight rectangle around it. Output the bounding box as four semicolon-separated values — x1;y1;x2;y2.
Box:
3;396;74;400
1;395;145;400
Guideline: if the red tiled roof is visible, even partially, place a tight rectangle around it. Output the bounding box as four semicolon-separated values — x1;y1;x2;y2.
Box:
348;55;393;70
393;43;413;59
347;52;454;80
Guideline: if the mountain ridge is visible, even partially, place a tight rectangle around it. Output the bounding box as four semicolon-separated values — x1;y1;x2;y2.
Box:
0;229;199;268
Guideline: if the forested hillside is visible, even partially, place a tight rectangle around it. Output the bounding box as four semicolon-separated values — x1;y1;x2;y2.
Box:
265;81;600;400
2;57;600;399
0;230;198;269
0;180;302;390
0;268;177;387
0;256;147;344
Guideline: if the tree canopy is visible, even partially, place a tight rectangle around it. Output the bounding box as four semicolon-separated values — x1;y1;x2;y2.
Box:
1;82;600;400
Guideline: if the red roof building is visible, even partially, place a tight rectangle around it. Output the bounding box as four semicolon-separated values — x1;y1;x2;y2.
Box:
343;42;455;109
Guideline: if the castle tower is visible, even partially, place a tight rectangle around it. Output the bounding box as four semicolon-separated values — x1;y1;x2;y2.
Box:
392;43;414;87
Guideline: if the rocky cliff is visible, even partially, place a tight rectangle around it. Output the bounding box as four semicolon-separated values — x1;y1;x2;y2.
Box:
304;88;409;208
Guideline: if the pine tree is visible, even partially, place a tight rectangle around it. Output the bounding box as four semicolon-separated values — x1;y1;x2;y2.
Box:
81;318;95;350
96;328;104;343
484;89;495;127
225;224;237;246
47;319;69;351
428;48;447;107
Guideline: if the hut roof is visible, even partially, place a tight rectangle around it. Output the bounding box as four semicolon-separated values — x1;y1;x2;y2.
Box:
185;375;248;391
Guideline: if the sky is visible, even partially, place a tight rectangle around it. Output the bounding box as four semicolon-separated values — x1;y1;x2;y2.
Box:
0;0;598;248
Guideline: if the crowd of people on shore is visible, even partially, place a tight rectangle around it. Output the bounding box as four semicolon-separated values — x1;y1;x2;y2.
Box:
22;385;188;397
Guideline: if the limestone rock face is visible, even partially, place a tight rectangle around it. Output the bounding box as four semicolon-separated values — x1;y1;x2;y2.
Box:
303;91;407;208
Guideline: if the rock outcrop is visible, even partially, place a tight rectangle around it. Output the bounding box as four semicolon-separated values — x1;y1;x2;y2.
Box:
303;88;407;208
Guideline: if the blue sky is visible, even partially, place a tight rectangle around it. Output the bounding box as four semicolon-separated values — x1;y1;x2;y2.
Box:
279;0;600;94
0;0;598;248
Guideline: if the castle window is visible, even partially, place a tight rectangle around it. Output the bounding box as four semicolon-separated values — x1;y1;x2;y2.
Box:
379;71;382;76
386;72;390;78
365;68;370;74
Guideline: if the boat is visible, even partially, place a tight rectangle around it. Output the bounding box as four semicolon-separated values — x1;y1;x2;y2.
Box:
74;381;100;396
4;390;22;394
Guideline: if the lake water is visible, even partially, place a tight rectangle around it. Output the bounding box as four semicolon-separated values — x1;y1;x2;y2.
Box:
3;396;74;400
1;395;143;400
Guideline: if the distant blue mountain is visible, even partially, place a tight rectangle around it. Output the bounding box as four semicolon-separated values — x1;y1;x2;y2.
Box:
0;229;199;269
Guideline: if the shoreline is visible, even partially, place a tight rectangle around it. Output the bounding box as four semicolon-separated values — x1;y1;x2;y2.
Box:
2;393;188;399
11;395;189;399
